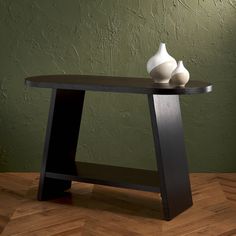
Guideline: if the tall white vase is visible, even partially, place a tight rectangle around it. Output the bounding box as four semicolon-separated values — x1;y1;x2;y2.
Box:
147;43;177;83
170;60;190;86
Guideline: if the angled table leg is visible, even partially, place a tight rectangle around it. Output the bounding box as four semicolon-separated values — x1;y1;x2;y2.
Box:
148;94;193;220
38;89;85;200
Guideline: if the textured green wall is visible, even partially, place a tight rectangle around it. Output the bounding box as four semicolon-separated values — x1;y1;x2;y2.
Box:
0;0;236;172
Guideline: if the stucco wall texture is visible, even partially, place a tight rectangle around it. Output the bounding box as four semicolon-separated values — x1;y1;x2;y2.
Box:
0;0;236;172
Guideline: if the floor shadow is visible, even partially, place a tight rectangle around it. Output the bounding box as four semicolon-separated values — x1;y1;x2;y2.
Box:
28;183;163;220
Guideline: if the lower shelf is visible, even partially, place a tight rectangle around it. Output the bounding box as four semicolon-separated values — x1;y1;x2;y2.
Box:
46;161;160;193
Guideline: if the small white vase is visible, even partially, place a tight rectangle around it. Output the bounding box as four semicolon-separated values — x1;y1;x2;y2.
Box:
147;43;177;83
170;60;190;86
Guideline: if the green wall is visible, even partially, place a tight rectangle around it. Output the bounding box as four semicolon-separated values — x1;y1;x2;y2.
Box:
0;0;236;172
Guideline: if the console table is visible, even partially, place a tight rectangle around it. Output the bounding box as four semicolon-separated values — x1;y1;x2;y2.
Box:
25;75;212;220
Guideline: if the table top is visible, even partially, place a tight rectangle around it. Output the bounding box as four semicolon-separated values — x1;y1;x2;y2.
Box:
25;74;212;95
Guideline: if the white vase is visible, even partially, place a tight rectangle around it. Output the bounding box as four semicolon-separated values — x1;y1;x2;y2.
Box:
170;60;190;86
147;43;177;83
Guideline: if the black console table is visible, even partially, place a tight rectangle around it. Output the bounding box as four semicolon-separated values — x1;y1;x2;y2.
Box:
25;75;212;220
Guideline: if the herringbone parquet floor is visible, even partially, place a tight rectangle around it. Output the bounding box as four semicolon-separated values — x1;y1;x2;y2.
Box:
0;173;236;235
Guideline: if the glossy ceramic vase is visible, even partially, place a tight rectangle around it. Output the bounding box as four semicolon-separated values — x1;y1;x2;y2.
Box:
147;43;177;83
170;60;190;86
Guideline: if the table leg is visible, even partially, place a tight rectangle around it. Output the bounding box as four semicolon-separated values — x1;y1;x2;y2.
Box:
38;89;85;200
148;94;193;220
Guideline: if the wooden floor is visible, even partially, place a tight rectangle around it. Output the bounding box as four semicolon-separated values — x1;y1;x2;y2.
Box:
0;173;236;235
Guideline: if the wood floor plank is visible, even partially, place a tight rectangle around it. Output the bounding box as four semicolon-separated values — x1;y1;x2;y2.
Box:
0;173;37;234
0;173;236;235
217;173;236;206
15;218;86;236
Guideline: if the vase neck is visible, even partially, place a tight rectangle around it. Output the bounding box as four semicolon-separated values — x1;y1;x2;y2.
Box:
157;42;167;55
177;60;184;68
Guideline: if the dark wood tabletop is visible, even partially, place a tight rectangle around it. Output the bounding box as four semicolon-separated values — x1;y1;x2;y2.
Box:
25;74;212;95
